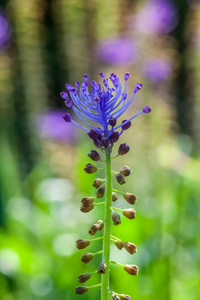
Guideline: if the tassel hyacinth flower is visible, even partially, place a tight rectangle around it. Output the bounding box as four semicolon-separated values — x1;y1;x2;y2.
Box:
60;72;151;299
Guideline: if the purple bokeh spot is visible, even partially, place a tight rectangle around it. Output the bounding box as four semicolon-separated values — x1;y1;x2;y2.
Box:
37;110;76;143
143;58;172;82
135;0;178;34
96;37;137;65
0;9;12;51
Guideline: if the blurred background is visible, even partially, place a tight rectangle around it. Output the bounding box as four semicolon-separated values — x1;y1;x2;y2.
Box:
0;0;200;299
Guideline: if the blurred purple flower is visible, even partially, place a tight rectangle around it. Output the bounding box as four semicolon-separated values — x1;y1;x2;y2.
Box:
96;37;137;65
135;0;178;34
143;58;172;82
0;9;12;51
37;110;76;143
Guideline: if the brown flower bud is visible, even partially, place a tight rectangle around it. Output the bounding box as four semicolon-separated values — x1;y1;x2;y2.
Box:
88;223;100;235
115;241;124;250
75;286;88;294
81;252;93;263
80;205;94;213
84;163;97;174
76;239;90;250
123;193;137;205
93;178;103;189
112;212;121;226
120;294;131;300
88;150;100;161
77;273;91;283
123;242;137;254
97;262;107;274
96;185;105;198
124;264;139;275
97;219;104;231
81;197;94;207
112;294;120;300
115;173;126;185
120;166;131;177
112;192;118;202
123;208;136;219
118;143;130;155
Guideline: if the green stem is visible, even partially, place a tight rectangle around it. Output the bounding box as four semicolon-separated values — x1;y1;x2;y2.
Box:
112;207;123;213
101;149;112;300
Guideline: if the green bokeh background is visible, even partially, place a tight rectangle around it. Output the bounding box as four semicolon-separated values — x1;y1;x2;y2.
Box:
0;0;200;299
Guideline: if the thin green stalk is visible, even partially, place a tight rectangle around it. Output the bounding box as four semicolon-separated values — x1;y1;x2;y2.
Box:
101;148;112;300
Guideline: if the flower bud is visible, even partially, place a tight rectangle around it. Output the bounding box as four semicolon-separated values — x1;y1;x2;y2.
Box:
109;117;117;127
124;264;139;275
123;193;137;205
81;252;93;263
123;242;137;255
115;173;126;185
88;223;100;235
112;294;120;300
81;197;94;207
120;166;131;177
109;131;120;143
62;113;71;122
121;120;131;130
77;273;91;283
112;212;121;226
115;241;124;250
96;185;105;198
123;208;136;219
120;294;131;300
75;286;88;294
80;205;94;213
112;192;118;202
118;143;130;155
93;178;103;189
88;150;100;161
97;219;104;231
143;105;151;113
76;239;90;250
102;137;109;148
97;262;107;274
84;163;97;174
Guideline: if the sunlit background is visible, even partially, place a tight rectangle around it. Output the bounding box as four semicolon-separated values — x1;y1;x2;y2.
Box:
0;0;200;299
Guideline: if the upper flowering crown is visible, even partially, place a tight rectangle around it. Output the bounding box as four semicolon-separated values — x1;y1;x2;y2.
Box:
61;72;151;148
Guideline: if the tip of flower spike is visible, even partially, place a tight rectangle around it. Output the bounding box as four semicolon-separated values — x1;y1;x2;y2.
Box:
124;73;129;81
63;113;71;122
65;99;73;107
134;83;142;93
60;91;68;99
83;74;88;82
143;105;151;113
100;72;105;78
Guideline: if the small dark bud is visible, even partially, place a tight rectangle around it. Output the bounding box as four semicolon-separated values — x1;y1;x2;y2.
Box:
115;241;124;250
119;166;131;177
109;131;120;143
88;150;100;161
62;113;71;122
112;192;118;202
75;286;88;295
123;208;136;219
96;185;105;198
88;223;100;236
143;105;151;113
93;178;103;189
115;173;126;185
123;242;137;255
112;294;120;300
80;205;94;213
88;129;99;141
102;137;109;149
76;239;90;250
81;197;94;207
123;193;137;205
121;120;131;130
118;143;130;155
77;273;91;283
97;219;104;231
124;264;139;275
97;262;107;274
81;252;93;263
109;117;117;127
84;163;97;174
120;294;131;300
112;212;121;226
